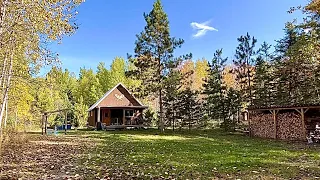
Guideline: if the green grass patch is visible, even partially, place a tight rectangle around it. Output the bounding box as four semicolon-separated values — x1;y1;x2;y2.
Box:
68;129;320;179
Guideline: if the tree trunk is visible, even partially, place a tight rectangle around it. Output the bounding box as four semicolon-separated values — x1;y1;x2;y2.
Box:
172;101;175;131
0;48;13;131
159;89;164;132
0;50;8;88
15;109;17;130
4;99;8;128
65;111;67;135
0;0;8;39
247;64;252;104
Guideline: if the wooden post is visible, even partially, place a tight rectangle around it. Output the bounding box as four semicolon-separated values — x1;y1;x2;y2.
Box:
301;108;306;139
123;109;125;125
65;111;67;135
97;107;101;123
41;115;44;135
44;114;48;135
272;110;277;139
295;108;307;140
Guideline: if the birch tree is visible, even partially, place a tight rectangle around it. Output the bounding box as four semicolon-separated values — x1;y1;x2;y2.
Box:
0;0;83;131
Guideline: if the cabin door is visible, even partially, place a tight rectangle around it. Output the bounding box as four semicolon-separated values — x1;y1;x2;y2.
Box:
101;109;111;125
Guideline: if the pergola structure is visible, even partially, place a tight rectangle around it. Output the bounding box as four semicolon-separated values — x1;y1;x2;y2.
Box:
41;108;71;135
248;105;320;141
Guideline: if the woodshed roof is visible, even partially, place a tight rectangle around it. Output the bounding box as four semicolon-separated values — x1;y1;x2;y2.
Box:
248;104;320;111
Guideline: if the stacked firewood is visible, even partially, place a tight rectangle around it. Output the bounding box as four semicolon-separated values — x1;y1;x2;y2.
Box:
250;112;275;139
277;112;304;140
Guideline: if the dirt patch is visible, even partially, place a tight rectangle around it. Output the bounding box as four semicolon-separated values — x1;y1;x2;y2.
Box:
0;134;95;180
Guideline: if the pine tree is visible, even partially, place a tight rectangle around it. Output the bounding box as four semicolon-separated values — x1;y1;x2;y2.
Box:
202;49;227;123
275;23;299;59
178;87;200;130
128;0;191;132
252;42;273;107
163;69;183;131
223;88;241;131
233;33;257;107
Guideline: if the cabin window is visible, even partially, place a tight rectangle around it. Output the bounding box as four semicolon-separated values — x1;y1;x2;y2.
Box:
105;112;108;117
90;111;93;117
125;110;134;117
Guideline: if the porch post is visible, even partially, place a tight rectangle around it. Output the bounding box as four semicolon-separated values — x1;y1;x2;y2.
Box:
123;109;125;125
97;107;101;123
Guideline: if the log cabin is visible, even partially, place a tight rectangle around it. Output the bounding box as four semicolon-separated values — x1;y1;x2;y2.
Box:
87;83;148;129
248;105;320;141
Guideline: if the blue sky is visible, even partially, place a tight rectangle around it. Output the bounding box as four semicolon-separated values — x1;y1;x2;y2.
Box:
49;0;306;76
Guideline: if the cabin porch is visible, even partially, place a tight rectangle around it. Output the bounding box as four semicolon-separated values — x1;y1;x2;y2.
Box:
88;106;146;129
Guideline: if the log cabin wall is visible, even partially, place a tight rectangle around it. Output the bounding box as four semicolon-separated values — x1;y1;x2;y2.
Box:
88;108;96;127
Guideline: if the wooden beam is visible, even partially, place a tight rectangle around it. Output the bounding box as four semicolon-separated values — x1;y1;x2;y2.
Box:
43;108;71;114
249;105;320;111
272;110;277;139
294;108;302;116
301;108;307;139
304;108;310;114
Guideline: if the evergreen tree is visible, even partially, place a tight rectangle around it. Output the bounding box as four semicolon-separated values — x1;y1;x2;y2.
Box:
163;69;183;130
128;0;191;132
252;42;274;107
233;33;257;107
223;88;241;131
178;87;200;130
275;23;300;59
202;49;227;123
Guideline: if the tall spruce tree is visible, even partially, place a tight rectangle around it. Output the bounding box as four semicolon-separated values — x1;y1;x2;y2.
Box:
202;49;227;123
252;42;274;107
178;87;200;130
128;0;191;132
163;67;183;131
223;88;241;131
233;33;257;107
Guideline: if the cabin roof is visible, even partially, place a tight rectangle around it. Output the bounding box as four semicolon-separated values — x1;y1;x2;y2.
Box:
87;83;145;111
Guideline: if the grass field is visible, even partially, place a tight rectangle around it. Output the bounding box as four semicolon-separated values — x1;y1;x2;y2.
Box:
1;129;320;179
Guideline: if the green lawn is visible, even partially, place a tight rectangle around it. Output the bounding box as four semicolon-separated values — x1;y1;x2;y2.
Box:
73;129;320;179
1;129;320;179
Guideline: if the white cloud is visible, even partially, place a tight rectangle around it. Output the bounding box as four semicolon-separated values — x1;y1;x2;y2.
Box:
190;20;218;38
